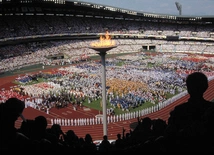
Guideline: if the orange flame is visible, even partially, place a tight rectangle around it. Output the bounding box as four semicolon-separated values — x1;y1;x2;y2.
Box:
91;31;115;47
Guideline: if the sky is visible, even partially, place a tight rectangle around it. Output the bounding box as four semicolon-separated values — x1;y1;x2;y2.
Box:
80;0;214;16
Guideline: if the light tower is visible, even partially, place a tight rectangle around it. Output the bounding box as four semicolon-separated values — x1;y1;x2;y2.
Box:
175;2;182;15
90;32;116;136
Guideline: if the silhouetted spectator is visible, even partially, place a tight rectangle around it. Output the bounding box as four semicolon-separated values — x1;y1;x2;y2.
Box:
98;135;112;154
0;97;29;152
82;133;97;153
49;123;65;145
165;72;213;152
32;115;58;152
152;118;167;139
63;129;80;152
131;117;153;145
18;119;35;140
114;133;125;151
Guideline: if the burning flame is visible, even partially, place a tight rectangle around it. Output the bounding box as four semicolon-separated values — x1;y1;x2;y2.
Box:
91;31;115;47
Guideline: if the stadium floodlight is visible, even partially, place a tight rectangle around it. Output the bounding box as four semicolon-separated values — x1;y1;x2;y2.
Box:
175;2;182;15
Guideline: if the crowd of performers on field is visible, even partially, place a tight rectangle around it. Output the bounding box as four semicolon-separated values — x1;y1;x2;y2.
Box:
1;53;214;115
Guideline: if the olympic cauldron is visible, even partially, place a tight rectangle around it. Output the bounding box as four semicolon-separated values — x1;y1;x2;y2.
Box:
90;31;117;137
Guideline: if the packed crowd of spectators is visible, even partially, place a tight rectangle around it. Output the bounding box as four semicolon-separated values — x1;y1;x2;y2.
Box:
0;16;213;38
0;15;214;73
0;39;214;73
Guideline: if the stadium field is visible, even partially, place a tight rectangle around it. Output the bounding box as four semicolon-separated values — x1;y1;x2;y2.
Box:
1;52;214;141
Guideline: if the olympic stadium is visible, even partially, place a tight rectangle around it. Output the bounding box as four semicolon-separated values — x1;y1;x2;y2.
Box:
1;0;214;153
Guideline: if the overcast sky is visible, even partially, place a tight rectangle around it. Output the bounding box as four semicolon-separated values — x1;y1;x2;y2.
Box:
80;0;214;16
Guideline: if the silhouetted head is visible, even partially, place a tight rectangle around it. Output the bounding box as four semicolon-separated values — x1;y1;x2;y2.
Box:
141;117;152;129
117;133;121;139
103;135;108;140
50;124;62;135
34;115;48;130
186;72;208;97
85;133;93;142
1;97;25;122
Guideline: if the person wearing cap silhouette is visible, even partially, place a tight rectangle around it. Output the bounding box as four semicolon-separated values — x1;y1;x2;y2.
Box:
0;97;29;152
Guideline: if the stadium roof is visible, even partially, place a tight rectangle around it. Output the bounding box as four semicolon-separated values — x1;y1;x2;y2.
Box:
0;0;214;23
